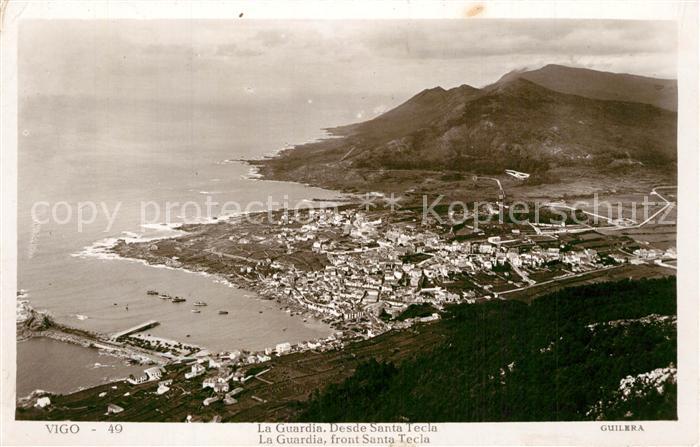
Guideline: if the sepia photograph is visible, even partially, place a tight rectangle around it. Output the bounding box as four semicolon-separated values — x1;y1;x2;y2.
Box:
1;1;698;446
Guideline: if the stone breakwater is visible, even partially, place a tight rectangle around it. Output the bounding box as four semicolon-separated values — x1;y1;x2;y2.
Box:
17;300;168;366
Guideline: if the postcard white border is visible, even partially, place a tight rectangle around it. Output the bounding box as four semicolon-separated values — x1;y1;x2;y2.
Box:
1;1;698;446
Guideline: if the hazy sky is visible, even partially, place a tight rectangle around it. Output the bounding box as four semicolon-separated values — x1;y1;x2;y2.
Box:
20;20;677;116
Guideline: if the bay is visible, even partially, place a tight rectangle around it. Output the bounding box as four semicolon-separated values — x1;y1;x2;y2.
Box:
16;95;356;395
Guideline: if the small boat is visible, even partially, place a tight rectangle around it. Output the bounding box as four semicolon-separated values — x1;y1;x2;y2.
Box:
218;310;229;315
172;297;186;303
191;309;201;314
193;301;207;306
146;290;159;296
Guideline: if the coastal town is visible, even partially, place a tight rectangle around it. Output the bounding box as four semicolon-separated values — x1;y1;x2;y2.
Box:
7;14;687;438
17;182;677;421
120;188;676;332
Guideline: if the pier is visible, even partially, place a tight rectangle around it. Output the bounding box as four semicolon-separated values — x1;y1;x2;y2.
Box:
111;320;159;340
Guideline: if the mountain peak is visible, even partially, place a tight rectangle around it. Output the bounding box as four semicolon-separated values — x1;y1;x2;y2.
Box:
486;77;551;97
452;83;479;93
416;86;447;96
496;64;677;110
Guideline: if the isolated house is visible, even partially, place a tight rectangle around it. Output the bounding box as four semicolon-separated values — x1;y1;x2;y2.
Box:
34;397;51;408
156;383;170;395
275;342;292;355
144;366;164;381
185;363;205;379
203;396;220;406
107;403;124;414
126;374;149;385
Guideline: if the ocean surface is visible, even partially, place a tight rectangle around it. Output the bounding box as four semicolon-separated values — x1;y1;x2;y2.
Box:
17;95;373;396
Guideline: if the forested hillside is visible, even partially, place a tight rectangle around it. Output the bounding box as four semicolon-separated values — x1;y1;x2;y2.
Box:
298;278;677;422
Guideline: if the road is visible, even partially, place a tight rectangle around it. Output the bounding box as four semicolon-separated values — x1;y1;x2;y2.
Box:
542;185;676;232
508;261;535;286
638;185;676;227
204;249;256;282
654;260;677;270
468;177;675;234
498;264;627;297
475;176;503;192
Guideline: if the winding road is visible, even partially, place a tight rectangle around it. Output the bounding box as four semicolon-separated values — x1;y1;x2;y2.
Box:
543;185;676;231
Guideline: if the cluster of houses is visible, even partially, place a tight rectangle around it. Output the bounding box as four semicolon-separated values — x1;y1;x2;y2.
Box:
117;330;357;408
245;208;645;337
96;205;678;419
121;350;253;410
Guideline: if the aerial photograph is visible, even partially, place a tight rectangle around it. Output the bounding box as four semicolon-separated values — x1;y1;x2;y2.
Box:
15;19;677;424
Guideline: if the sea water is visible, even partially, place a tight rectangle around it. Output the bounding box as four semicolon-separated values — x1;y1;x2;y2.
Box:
16;95;355;395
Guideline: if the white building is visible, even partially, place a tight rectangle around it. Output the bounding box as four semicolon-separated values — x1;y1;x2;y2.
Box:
203;396;220;406
34;397;51;408
156;383;170;395
275;342;292;355
185;363;206;379
126;374;149;385
144;367;164;381
107;403;124;414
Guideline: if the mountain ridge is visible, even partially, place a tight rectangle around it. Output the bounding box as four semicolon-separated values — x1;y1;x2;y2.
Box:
252;64;677;195
492;64;677;111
